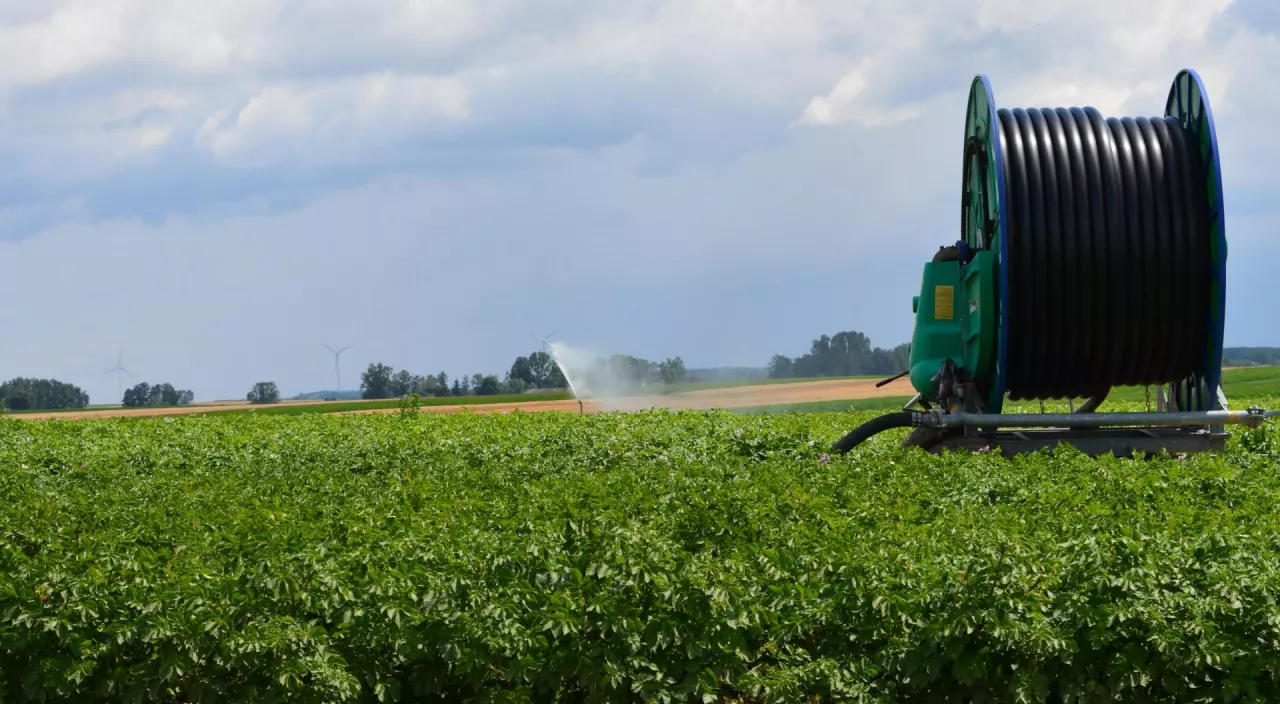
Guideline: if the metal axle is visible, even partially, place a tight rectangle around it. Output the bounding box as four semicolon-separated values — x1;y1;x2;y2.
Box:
921;407;1277;430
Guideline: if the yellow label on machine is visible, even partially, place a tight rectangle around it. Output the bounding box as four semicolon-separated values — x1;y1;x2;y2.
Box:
934;285;954;320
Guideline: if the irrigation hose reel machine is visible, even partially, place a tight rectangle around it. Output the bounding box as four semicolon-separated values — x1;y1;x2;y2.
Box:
834;69;1276;457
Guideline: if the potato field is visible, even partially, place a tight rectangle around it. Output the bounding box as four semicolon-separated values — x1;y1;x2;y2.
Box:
2;397;1280;702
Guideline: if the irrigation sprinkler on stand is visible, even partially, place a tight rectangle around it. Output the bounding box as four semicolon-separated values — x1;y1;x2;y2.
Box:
531;333;588;413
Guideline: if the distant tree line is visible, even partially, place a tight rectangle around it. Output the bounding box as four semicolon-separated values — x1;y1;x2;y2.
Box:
1224;347;1280;366
19;339;1276;411
768;330;910;379
0;377;89;411
685;366;769;383
606;354;687;386
564;354;688;393
122;382;194;408
359;363;506;400
351;350;687;400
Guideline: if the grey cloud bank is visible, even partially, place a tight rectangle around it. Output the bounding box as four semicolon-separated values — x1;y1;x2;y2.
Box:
0;0;1275;403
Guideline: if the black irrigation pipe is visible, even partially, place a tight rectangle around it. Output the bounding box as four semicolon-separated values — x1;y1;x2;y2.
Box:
996;107;1210;401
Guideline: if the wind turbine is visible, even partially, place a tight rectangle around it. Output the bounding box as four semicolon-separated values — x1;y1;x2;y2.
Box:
323;343;353;392
529;329;559;355
105;349;132;403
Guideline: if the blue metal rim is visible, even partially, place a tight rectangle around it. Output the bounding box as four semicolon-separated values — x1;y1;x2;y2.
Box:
1165;68;1226;411
967;74;1010;412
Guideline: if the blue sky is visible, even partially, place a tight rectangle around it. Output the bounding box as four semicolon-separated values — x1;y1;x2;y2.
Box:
0;0;1276;403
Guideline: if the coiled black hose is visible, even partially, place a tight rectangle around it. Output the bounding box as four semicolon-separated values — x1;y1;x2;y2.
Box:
997;107;1210;401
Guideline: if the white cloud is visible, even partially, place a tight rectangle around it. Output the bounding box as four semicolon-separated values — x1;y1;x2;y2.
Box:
794;58;926;127
196;72;470;167
0;0;269;85
0;0;1276;398
795;0;1250;126
129;125;172;149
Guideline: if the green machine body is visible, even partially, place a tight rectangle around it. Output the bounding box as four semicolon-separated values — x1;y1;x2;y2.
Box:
908;249;997;410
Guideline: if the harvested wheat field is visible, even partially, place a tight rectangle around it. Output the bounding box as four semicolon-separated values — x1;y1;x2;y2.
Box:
347;376;916;416
13;377;915;420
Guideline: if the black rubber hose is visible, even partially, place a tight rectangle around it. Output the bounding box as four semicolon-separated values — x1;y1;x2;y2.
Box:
996;105;1210;401
1074;386;1110;413
831;412;915;454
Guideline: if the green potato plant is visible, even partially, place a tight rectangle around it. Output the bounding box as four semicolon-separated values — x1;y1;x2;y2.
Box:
0;399;1278;702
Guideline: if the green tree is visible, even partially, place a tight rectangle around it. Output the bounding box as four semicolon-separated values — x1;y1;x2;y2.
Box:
769;330;908;379
150;383;180;406
390;369;416;397
504;374;529;394
451;379;464;396
768;355;794;379
247;382;281;405
890;342;911;371
122;382;151;408
0;377;90;411
548;365;568;388
1223;347;1280;366
657;357;687;384
433;372;449;397
607;354;653;387
361;363;395;399
528;352;557;388
118;382;189;408
2;386;33;411
508;356;535;387
476;375;502;395
414;375;439;396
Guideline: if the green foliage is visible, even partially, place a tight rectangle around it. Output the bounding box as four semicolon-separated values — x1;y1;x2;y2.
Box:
509;351;569;390
121;381;150;407
390;370;416;397
738;367;1280;415
360;363;395;399
0;400;1278;701
475;375;503;396
0;377;89;411
1224;347;1280;366
214;391;573;416
121;381;191;408
657;356;686;384
398;392;421;416
769;330;910;379
246;381;281;404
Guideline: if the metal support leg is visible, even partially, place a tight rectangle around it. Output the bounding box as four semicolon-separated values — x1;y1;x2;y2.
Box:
1211;385;1229;436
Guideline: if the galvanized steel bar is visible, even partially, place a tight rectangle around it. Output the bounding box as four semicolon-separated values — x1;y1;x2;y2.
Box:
924;408;1277;430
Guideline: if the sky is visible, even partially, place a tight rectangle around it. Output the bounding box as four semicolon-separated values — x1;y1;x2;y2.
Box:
0;0;1276;403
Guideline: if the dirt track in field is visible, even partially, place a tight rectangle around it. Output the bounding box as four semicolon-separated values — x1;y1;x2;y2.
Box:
11;377;915;421
348;376;916;416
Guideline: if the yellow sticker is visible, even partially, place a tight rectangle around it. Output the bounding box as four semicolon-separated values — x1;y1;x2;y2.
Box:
934;285;954;320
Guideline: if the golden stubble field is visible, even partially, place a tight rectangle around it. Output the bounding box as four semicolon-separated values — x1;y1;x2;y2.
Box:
14;377;916;420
